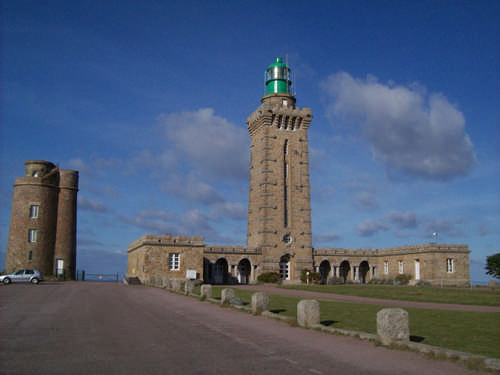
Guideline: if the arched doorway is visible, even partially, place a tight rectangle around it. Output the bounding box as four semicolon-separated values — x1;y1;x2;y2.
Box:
339;260;350;283
214;258;229;284
237;259;251;284
319;260;331;284
279;255;290;281
203;258;212;283
359;261;370;284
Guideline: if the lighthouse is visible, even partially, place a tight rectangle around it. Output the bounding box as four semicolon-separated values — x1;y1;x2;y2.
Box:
247;57;313;282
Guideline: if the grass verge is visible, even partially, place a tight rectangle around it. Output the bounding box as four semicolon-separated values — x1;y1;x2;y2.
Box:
279;284;500;306
210;286;500;359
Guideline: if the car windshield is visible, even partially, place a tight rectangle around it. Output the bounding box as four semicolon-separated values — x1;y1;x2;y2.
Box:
14;270;24;275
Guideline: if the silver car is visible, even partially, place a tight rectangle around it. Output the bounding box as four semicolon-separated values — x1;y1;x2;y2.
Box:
0;269;44;284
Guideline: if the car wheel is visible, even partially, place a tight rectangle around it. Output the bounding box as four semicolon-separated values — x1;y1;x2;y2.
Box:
3;278;11;284
31;278;39;284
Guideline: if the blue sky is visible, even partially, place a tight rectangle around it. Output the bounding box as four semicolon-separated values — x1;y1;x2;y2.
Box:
1;0;498;282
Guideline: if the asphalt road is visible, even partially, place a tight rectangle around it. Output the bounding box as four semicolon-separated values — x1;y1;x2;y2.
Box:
0;282;484;375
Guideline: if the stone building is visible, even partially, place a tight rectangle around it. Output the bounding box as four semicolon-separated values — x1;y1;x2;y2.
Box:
4;160;79;278
127;58;470;286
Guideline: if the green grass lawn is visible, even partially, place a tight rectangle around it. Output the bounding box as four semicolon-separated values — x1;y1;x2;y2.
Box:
279;284;500;306
208;287;500;359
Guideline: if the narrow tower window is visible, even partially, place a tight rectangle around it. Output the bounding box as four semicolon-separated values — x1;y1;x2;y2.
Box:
283;140;288;228
29;205;39;218
28;229;37;243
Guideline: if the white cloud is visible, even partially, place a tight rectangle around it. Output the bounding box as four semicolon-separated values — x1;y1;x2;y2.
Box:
160;108;249;180
67;158;96;177
78;196;111;213
322;72;476;181
351;191;378;211
137;209;175;221
388;211;418;229
119;210;179;234
314;233;342;245
161;174;225;206
210;201;247;221
346;176;379;211
127;149;178;174
357;219;389;237
423;217;465;238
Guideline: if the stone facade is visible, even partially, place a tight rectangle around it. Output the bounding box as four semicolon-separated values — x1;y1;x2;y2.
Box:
126;58;470;286
247;92;313;281
127;234;205;284
314;244;470;286
127;235;470;286
5;160;78;278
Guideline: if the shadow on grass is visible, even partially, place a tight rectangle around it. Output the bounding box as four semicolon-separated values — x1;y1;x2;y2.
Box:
320;320;339;326
410;335;426;343
270;309;286;314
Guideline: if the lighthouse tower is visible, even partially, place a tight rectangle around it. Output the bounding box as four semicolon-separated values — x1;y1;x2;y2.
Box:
247;58;313;282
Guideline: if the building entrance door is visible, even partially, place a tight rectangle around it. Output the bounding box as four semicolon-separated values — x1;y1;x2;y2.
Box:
415;259;420;281
279;255;290;280
56;259;64;276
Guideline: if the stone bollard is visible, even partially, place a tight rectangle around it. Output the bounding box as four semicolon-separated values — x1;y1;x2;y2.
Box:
221;288;236;304
251;292;269;314
172;279;183;292
377;308;409;345
297;300;320;328
201;284;212;298
185;280;195;295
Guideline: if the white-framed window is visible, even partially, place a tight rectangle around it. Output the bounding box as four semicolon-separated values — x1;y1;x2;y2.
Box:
168;253;180;271
446;258;454;273
384;261;389;275
28;229;37;243
398;260;404;274
279;255;290;280
29;205;39;218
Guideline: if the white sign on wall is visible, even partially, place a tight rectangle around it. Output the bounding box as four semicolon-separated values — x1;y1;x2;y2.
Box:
186;270;197;280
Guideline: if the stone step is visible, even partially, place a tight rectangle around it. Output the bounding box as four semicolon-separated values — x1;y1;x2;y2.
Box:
123;276;141;285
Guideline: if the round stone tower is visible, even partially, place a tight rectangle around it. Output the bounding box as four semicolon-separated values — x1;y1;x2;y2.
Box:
54;169;79;278
247;58;313;282
5;160;79;277
5;160;60;274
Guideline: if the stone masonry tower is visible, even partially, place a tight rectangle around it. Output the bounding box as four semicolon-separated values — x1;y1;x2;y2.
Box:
247;58;313;282
5;160;78;278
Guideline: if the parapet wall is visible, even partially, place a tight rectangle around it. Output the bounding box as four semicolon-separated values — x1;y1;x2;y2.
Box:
128;234;205;252
314;244;470;257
